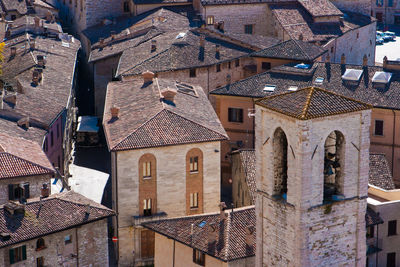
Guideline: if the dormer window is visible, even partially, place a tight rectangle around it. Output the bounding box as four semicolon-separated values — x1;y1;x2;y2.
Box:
372;71;392;90
341;69;363;85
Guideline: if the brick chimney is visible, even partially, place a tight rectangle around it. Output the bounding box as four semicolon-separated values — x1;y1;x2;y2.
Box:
99;38;105;48
161;87;177;103
151;39;157;52
4;94;17;105
34;16;40;28
142;70;155;84
207;222;217;252
200;34;205;48
215;44;220;59
37;55;45;68
363;54;368;67
340;53;346;65
110;106;120;119
10;46;16;57
41;183;50;198
32;69;42;85
219;202;227;220
30;39;35;50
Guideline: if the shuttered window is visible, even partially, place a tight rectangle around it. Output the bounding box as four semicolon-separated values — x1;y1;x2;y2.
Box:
190;193;198;208
190;157;199;172
9;245;27;264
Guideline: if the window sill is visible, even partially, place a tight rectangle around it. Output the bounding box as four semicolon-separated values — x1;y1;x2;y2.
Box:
143;177;152;180
372;134;384;137
190;207;199;210
190;171;199;174
35;246;47;252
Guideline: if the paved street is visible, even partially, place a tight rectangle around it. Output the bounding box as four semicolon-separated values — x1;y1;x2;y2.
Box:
375;26;400;63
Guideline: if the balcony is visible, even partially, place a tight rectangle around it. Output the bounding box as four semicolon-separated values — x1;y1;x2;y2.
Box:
132;211;167;227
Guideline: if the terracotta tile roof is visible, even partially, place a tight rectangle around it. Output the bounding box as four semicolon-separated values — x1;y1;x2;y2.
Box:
0;132;54;178
251;39;327;61
298;0;343;17
0;191;115;248
133;0;191;4
366;207;383;227
201;0;269;5
0;0;28;14
233;149;256;203
0;117;46;145
84;8;192;62
270;4;375;43
211;62;400;111
143;206;255;262
1;33;80;127
103;78;227;151
256;86;371;120
369;153;395;190
117;28;258;77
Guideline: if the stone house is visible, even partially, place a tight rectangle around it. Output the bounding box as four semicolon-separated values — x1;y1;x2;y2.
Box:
0;19;80;178
370;0;400;24
0;0;28;21
0;191;115;267
231;149;255;208
143;205;256;267
197;0;376;66
0;132;55;205
254;86;371;266
212;57;400;185
103;72;227;266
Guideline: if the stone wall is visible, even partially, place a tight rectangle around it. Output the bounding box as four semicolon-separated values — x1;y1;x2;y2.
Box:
201;4;271;36
0;218;109;267
231;152;253;208
255;105;371;266
114;141;221;266
0;174;51;205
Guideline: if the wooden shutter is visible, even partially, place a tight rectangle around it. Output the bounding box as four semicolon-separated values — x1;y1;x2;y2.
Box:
22;245;27;260
8;184;14;200
24;183;30;199
9;249;15;264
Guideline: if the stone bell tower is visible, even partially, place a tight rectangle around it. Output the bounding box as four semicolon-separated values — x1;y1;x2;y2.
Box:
254;87;371;267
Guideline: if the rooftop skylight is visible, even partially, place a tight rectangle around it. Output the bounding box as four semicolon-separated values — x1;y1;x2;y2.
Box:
263;84;276;92
175;32;186;39
372;71;393;84
342;69;363;81
314;77;324;85
294;63;311;69
288;86;298;91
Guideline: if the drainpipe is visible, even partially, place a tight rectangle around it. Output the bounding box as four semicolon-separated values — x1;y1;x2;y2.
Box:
75;227;79;267
376;223;379;267
172;239;176;267
392;110;396;177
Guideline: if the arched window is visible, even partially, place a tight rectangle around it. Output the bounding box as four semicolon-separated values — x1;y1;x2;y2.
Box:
186;148;203;214
36;238;45;250
323;131;345;202
272;128;288;199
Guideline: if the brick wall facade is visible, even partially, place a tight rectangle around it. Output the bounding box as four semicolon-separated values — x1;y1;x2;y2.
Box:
255;106;371;266
0;218;109;267
186;148;204;215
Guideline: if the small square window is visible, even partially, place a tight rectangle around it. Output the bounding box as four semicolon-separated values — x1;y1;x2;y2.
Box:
228;108;243;123
388;220;397;236
235;59;240;67
374;120;384;136
123;1;129;12
190;192;198;208
64;235;72;244
261;62;271;71
190;68;196;78
228;61;231;69
216;64;221;72
244;24;253;34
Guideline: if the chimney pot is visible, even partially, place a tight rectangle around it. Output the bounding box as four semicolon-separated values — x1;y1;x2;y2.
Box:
161;87;177;103
207;222;217;245
219;202;227;220
142;70;155;84
383;56;388;69
110;106;120;119
41;183;49;198
32;69;42;85
200;34;205;48
363;54;368;67
340;53;346;65
151;39;157;52
10;47;16;57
